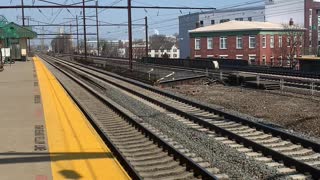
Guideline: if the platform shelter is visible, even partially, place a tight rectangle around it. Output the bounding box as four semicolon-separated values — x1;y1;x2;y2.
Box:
0;15;37;62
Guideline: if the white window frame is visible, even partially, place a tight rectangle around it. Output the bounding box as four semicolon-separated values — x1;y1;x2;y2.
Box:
279;35;282;48
236;36;243;49
194;55;201;58
270;35;274;48
270;56;275;66
249;35;256;49
207;38;213;50
236;55;243;60
248;54;256;64
279;56;283;66
262;55;267;65
195;38;201;50
220;36;227;49
207;55;214;58
262;35;266;48
219;55;228;59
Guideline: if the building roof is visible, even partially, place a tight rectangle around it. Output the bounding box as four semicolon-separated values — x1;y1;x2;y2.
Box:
297;56;320;61
0;22;37;39
208;5;265;14
179;5;265;18
189;20;302;33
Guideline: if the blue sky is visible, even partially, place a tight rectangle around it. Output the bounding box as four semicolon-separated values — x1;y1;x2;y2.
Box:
1;0;264;45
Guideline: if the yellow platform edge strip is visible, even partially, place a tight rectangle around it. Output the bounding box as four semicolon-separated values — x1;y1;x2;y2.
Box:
34;56;130;180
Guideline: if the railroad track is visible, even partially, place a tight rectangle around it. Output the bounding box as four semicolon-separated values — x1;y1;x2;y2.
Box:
40;54;320;179
224;66;320;79
40;55;228;180
68;54;320;80
61;54;320;94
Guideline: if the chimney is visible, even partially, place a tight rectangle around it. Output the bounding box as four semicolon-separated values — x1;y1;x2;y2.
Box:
196;22;200;28
289;18;294;26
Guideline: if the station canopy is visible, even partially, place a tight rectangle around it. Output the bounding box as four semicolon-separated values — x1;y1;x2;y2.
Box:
0;15;37;39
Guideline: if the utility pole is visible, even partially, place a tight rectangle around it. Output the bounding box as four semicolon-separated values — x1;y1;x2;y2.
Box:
21;0;25;26
145;16;148;58
69;23;72;54
82;0;87;59
128;0;133;70
41;26;44;52
27;17;31;53
76;15;79;54
17;15;32;54
95;0;100;56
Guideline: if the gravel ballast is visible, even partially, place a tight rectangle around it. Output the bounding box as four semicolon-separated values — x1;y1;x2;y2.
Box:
94;80;284;179
163;82;320;141
45;61;306;180
73;70;292;179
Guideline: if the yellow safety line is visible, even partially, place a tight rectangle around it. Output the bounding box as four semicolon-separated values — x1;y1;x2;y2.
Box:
34;56;131;180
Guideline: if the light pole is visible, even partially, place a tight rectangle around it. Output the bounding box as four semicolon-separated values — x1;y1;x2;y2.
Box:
82;0;87;59
21;0;25;26
76;15;79;54
95;0;100;56
127;0;133;70
145;16;148;58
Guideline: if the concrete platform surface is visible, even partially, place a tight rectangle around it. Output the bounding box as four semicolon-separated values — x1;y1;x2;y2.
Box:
0;61;52;180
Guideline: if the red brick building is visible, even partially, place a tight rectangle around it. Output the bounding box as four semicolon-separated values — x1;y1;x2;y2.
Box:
189;21;305;66
305;0;320;55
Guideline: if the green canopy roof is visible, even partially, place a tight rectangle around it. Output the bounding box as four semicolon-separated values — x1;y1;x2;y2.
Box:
0;15;8;27
0;16;37;39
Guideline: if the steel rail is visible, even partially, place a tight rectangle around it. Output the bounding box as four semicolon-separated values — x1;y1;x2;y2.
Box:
41;55;220;180
229;67;320;79
50;54;320;151
49;54;320;79
43;58;142;180
69;55;320;93
68;54;320;82
45;54;320;179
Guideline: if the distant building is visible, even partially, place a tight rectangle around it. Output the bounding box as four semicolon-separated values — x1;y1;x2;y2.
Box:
148;44;180;59
132;43;146;59
118;48;126;58
189;21;305;66
180;0;320;58
179;6;265;58
87;40;98;55
179;12;200;59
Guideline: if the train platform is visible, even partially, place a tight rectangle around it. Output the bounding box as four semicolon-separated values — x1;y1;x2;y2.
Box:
0;59;130;180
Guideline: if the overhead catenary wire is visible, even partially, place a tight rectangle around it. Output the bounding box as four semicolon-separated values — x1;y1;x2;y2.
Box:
99;0;299;37
101;6;305;40
12;0;309;57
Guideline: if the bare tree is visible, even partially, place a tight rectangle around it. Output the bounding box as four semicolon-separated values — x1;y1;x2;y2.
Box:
101;41;119;57
51;35;73;54
149;34;175;50
281;24;304;67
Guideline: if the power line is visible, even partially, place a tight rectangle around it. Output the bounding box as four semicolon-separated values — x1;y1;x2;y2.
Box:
0;5;216;10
